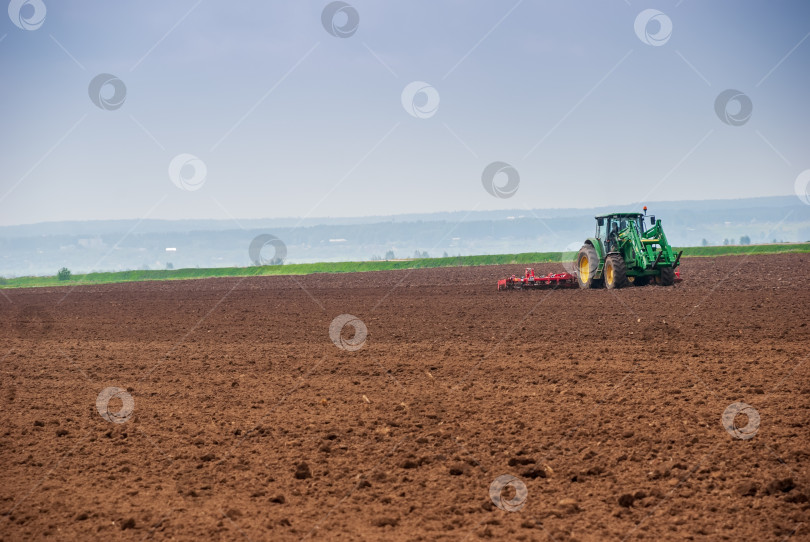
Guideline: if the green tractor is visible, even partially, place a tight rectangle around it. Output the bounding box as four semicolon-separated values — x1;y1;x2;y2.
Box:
576;208;682;289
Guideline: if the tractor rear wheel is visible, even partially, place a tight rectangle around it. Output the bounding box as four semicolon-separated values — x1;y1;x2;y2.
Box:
576;244;601;289
604;255;629;289
658;266;675;286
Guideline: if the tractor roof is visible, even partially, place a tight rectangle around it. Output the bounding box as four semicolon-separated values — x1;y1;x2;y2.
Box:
595;212;644;219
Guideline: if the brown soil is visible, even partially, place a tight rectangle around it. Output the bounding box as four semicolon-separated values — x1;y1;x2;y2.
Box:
1;254;809;541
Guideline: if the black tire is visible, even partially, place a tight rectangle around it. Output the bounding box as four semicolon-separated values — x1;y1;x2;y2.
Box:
632;276;651;287
658;266;675;286
576;244;601;289
604;254;629;289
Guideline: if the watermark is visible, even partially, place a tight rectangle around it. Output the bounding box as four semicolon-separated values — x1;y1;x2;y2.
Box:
714;89;752;126
249;234;287;266
401;81;440;119
794;169;810;205
329;314;367;351
168;153;207;191
634;9;672;47
722;402;760;440
96;386;134;424
88;74;127;111
489;474;527;512
321;1;359;38
482;161;519;199
8;0;46;31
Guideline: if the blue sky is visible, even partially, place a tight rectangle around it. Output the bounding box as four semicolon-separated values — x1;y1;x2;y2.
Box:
1;0;809;226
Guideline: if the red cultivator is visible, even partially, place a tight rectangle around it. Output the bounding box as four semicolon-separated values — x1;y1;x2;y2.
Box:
497;268;578;290
497;267;682;290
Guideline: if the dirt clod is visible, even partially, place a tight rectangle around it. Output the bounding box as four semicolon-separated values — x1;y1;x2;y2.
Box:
618;494;635;507
294;462;312;479
736;481;759;497
521;467;547;479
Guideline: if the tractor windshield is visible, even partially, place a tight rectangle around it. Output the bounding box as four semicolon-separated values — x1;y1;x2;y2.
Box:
636;216;647;235
619;217;645;236
597;215;645;247
610;218;629;237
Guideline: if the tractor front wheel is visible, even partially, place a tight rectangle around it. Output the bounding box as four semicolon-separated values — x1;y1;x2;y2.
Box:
576;245;601;289
658;266;675;286
604;255;629;289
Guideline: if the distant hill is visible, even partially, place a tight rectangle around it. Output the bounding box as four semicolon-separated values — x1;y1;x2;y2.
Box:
2;196;808;277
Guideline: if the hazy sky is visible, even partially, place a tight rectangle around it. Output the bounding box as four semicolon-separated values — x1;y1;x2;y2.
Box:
1;0;809;226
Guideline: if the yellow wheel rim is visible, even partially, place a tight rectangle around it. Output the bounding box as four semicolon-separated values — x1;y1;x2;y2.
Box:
579;254;590;283
605;262;613;285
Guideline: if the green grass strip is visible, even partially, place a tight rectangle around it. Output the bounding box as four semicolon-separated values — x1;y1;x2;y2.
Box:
2;243;808;289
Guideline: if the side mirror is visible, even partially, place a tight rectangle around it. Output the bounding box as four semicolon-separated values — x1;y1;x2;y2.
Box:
597;218;604;226
650;216;656;225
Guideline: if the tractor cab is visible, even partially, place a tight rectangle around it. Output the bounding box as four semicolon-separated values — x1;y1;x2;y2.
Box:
595;212;647;253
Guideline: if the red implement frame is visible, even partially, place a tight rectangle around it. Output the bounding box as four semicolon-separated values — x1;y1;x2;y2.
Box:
497;267;682;290
497;268;577;290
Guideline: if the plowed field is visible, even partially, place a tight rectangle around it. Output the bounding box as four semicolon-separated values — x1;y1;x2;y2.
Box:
1;254;809;540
